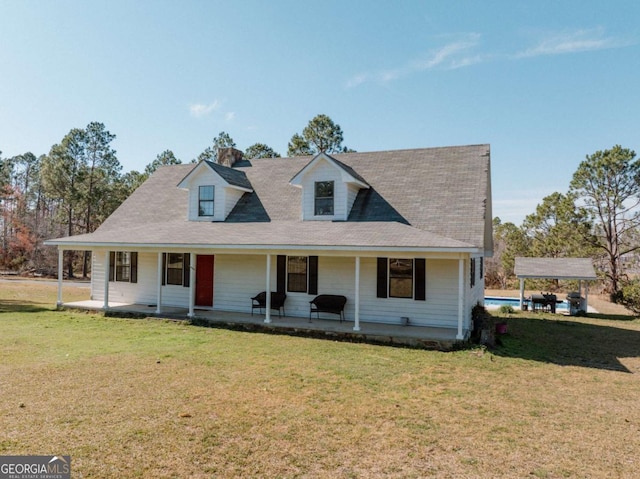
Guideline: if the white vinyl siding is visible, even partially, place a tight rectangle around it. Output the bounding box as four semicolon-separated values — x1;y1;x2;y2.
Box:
359;258;459;328
213;254;266;312
92;251;160;305
225;188;245;218
346;183;360;218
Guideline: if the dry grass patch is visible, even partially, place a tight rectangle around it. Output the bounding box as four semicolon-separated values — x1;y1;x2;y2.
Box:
0;279;89;312
1;284;640;477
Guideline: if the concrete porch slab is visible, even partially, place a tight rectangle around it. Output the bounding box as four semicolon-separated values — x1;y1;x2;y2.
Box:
61;300;463;350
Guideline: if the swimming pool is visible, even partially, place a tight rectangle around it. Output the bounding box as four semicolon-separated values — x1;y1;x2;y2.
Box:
484;296;569;311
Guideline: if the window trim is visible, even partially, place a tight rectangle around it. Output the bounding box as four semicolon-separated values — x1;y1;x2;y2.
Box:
314;180;334;216
198;185;215;217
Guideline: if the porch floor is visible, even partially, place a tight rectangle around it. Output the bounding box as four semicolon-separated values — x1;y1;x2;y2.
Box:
61;300;463;350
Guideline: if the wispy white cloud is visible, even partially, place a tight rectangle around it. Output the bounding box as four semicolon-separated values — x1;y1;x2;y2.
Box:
345;33;482;88
346;27;634;88
189;101;220;118
224;111;236;122
515;27;631;58
345;73;369;89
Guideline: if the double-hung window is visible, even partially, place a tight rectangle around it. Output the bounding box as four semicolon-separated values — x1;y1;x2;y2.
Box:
287;256;308;292
314;181;334;215
377;257;425;301
276;255;318;295
389;258;414;298
116;252;131;282
199;185;215;217
161;253;191;287
166;253;184;285
109;251;138;283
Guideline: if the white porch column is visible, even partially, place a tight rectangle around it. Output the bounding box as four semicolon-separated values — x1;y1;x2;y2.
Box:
187;252;196;318
103;250;110;310
56;248;64;306
353;256;361;332
519;278;525;309
264;253;272;323
457;258;464;340
155;252;163;314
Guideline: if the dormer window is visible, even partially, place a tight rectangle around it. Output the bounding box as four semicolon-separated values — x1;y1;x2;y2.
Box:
289;152;369;221
314;181;334;215
199;185;215;216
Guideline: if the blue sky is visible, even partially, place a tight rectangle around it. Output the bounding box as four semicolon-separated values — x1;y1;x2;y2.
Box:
1;1;638;224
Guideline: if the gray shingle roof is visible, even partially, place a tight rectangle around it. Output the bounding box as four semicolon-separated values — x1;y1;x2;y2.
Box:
326;154;369;186
204;160;253;190
514;257;597;279
48;145;492;252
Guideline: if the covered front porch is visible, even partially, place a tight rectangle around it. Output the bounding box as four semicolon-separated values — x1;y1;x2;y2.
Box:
61;299;462;350
54;248;474;342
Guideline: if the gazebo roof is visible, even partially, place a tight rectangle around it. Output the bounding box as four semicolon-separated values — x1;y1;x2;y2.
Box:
514;257;597;280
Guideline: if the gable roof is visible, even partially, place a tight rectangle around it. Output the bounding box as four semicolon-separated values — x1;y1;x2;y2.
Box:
47;144;492;253
177;160;253;191
514;257;597;280
204;160;253;190
289;152;370;188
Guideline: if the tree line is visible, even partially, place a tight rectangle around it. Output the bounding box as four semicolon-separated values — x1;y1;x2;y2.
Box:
2;116;639;309
486;145;640;309
0;114;350;278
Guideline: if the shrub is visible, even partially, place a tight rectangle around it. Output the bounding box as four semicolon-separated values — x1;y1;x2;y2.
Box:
617;280;640;315
499;304;515;314
471;302;496;347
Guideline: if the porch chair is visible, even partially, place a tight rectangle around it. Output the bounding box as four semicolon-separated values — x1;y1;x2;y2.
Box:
309;294;347;322
251;291;287;317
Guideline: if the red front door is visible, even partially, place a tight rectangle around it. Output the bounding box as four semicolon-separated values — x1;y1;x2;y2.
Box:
196;255;214;307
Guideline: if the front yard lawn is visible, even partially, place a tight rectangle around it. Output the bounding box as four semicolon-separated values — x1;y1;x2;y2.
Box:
1;282;639;478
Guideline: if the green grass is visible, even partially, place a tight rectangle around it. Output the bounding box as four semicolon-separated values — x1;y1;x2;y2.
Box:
1;283;640;477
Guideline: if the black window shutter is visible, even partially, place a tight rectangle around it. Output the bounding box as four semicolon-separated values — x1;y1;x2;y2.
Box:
276;255;286;293
130;252;138;284
109;252;115;282
183;253;190;287
308;256;318;295
470;258;476;287
377;257;388;298
162;253;166;285
414;258;426;301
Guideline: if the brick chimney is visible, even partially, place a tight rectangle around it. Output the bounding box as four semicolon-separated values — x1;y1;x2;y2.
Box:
217;147;243;167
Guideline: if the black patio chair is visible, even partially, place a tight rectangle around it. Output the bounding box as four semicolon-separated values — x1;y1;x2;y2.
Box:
251;291;287;317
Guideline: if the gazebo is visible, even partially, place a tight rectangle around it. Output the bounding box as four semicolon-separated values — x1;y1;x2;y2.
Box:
514;257;598;313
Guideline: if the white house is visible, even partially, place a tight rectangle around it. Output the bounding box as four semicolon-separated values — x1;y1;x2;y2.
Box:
46;145;493;342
